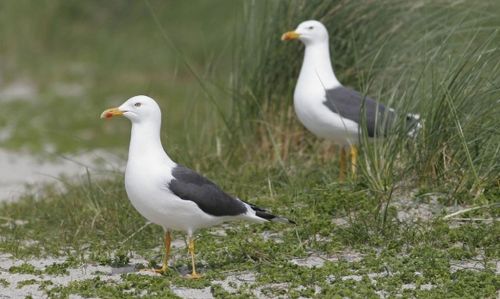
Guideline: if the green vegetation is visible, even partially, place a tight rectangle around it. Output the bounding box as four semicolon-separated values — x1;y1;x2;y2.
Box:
16;279;38;289
9;263;41;275
1;165;498;297
0;0;498;298
0;279;8;288
233;0;499;200
0;0;239;153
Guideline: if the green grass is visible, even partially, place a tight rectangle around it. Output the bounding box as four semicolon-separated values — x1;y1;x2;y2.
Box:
231;0;500;200
0;0;499;298
0;0;240;153
0;163;498;297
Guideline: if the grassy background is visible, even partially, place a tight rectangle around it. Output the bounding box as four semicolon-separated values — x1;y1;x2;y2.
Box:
0;0;239;155
0;0;499;298
232;0;500;199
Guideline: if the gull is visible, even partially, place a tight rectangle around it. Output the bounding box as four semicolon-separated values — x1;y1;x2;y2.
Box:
101;95;294;278
281;20;420;180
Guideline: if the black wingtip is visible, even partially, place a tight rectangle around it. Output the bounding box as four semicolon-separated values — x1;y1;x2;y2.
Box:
270;215;296;225
271;216;296;225
244;200;295;225
255;211;295;224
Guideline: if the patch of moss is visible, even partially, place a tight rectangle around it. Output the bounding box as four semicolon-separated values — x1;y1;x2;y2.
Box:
8;263;41;275
0;278;9;288
46;275;180;299
0;152;498;298
17;279;38;289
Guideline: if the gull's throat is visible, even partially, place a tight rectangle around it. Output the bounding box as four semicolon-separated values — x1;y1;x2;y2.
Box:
298;42;341;90
128;121;171;163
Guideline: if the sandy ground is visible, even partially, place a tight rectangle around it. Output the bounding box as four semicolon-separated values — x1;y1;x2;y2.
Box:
0;148;495;298
0;76;495;298
0;149;124;202
0;77;124;202
1;249;496;298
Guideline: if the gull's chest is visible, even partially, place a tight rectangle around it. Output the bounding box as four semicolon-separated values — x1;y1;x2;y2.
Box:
294;86;325;118
293;68;331;121
126;159;165;186
293;84;331;134
293;80;360;143
123;160;215;231
124;160;177;219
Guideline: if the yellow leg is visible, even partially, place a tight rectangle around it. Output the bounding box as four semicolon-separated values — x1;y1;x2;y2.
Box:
339;146;347;181
153;231;171;273
186;237;201;279
350;145;358;178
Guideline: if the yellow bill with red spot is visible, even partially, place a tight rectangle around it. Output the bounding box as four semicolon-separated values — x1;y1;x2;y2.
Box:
281;31;300;41
100;107;124;119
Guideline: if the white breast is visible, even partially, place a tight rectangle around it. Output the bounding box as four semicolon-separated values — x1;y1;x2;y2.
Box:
124;159;224;233
294;86;360;145
292;40;361;145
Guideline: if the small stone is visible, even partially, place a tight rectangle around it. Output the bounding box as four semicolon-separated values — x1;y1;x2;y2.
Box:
341;275;362;282
402;283;416;290
291;256;325;268
420;283;434;290
171;286;214;299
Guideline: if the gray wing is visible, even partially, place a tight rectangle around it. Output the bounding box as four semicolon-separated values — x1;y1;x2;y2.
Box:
324;87;395;137
168;165;247;217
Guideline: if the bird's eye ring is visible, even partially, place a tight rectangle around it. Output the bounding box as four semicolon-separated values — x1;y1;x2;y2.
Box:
308;26;314;30
134;102;142;107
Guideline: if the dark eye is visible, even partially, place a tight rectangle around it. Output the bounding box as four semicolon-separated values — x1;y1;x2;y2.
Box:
308;26;314;30
134;102;141;107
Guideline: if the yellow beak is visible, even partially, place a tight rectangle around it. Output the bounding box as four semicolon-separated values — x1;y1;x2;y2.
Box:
100;107;124;119
281;31;300;41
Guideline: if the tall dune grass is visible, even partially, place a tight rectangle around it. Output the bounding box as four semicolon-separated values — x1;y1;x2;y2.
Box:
230;0;500;204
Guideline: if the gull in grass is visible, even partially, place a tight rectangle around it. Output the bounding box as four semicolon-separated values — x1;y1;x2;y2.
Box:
101;96;294;278
282;20;420;180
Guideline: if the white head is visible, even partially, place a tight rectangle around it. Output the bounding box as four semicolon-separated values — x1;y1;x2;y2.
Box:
100;95;162;125
281;20;329;46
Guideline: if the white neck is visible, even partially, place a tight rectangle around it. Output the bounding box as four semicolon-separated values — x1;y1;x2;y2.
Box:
297;41;341;90
128;120;173;165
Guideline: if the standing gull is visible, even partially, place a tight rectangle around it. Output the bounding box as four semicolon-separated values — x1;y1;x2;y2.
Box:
101;96;293;278
281;20;420;180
